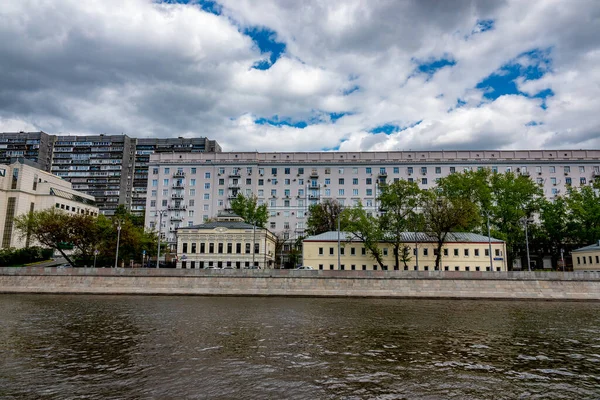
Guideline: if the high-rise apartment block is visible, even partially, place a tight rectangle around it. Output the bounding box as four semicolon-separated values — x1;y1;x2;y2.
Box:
0;132;221;215
0;131;54;171
146;150;600;248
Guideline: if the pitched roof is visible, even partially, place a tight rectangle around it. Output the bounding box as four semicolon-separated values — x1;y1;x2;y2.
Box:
572;241;600;252
304;231;504;243
178;220;259;230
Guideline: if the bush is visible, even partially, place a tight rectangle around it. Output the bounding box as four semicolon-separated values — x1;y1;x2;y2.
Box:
0;247;53;267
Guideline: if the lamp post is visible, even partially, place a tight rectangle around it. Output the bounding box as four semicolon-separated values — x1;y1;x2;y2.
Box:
252;221;256;267
114;220;122;268
93;249;98;269
486;211;493;271
156;210;167;268
521;216;531;272
337;210;341;270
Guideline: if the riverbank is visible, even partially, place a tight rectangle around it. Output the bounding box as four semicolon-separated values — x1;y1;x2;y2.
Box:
1;267;599;300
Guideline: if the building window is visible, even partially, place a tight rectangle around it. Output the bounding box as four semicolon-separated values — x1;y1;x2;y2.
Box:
209;243;214;253
218;243;223;253
227;243;232;253
454;249;459;256
191;243;196;253
329;247;334;255
319;247;323;255
464;249;469;256
182;243;188;253
474;249;479;256
245;243;251;254
200;243;205;253
254;243;259;253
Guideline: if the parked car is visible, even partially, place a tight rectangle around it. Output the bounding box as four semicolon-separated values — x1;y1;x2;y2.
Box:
296;266;314;270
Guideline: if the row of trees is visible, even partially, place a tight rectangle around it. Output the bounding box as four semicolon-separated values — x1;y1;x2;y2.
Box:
305;170;600;270
14;205;159;267
0;246;54;267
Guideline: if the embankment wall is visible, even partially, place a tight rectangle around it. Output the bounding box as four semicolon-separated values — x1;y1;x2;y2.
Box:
1;268;599;300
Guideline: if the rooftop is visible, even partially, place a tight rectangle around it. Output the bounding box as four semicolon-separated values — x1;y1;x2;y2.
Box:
304;231;504;243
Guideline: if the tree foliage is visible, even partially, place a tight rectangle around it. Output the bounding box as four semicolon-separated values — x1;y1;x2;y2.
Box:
14;208;158;268
421;194;479;269
344;204;386;269
378;180;422;269
306;199;346;236
230;193;269;228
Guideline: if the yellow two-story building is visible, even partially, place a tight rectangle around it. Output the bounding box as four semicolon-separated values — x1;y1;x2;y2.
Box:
572;240;600;271
303;231;507;271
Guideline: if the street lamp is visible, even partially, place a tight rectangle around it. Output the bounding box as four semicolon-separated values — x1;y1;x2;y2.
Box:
520;216;531;272
486;211;493;271
156;210;168;268
114;220;122;268
93;249;98;269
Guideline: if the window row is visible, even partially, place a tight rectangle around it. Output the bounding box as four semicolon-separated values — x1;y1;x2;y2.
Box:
318;246;502;257
181;242;260;254
316;264;502;272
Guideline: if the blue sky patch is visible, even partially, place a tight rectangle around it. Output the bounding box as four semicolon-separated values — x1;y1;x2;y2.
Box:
160;0;221;15
476;48;552;102
370;120;422;135
343;85;360;95
255;116;307;129
525;121;543;126
330;112;350;122
475;19;494;33
416;58;456;77
245;27;286;70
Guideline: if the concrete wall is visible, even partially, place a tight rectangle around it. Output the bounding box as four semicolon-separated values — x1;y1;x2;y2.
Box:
1;268;600;300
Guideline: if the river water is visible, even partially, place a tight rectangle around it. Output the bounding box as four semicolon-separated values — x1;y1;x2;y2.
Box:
1;295;599;399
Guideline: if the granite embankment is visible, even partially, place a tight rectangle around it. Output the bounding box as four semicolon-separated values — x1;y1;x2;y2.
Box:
1;267;599;300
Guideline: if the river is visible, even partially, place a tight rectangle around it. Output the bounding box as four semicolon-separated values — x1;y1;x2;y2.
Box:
0;295;599;399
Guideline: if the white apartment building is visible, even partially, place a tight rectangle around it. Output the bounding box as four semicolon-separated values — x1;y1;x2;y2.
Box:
0;158;98;249
145;150;600;247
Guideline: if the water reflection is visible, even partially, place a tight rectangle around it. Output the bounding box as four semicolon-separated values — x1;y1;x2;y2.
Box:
0;296;599;399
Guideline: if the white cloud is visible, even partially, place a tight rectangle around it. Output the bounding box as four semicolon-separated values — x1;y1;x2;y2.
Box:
0;0;599;151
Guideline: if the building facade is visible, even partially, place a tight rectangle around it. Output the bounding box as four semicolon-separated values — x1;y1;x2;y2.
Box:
145;150;600;244
572;241;600;271
175;213;277;269
0;131;55;171
0;132;221;216
0;158;98;249
303;231;507;271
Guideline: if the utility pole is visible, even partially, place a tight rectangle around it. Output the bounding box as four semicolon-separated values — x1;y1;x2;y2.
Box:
487;212;493;271
337;210;341;270
156;210;167;268
114;220;122;268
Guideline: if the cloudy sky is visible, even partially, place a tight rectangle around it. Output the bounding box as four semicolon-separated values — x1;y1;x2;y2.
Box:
0;0;599;151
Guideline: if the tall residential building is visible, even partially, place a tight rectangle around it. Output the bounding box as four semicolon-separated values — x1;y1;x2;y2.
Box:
145;150;600;248
0;131;55;171
0;158;98;249
51;134;136;215
132;138;222;215
0;132;221;216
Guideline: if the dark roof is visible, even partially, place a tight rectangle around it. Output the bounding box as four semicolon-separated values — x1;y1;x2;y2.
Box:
179;220;259;230
304;231;504;243
572;241;600;253
50;187;95;206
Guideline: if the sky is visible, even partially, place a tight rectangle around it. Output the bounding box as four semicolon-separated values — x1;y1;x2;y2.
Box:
0;0;599;152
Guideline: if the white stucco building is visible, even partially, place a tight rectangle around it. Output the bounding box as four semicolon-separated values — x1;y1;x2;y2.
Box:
144;149;600;247
0;158;98;249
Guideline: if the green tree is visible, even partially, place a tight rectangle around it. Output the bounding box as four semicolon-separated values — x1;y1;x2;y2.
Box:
489;172;543;268
14;209;100;267
538;196;570;268
344;204;386;269
306;199;346;236
378;179;422;270
565;183;600;247
421;193;479;270
230;193;269;228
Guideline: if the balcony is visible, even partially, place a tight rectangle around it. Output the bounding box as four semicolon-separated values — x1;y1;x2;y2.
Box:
228;183;240;189
308;183;320;189
228;193;240;199
308;194;320;200
229;171;241;178
170;215;183;222
310;170;319;178
173;171;186;178
171;193;184;199
172;183;184;189
168;204;187;211
378;171;388;177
